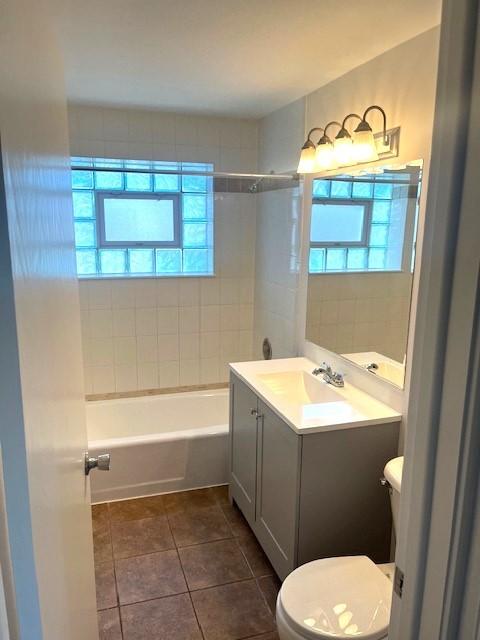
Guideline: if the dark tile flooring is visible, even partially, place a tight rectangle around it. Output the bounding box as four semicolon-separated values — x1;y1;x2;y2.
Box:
93;486;281;640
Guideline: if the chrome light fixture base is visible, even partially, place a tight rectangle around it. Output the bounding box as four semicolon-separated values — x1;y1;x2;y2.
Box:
373;126;400;160
297;103;401;174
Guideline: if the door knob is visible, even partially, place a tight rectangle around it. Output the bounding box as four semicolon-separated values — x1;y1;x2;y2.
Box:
85;452;111;476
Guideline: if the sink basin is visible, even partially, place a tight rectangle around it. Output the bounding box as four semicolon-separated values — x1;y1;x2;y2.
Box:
370;361;404;387
230;357;402;434
342;351;405;387
256;370;340;405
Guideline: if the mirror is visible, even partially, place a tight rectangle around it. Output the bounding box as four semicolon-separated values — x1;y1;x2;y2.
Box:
305;161;423;388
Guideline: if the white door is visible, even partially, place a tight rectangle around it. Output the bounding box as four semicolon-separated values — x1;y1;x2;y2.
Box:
0;0;98;638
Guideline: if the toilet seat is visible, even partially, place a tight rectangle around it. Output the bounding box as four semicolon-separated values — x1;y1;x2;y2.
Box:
277;556;392;639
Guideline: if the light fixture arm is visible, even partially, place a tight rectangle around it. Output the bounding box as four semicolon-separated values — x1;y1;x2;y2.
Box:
335;114;362;141
321;121;342;143
340;113;362;130
362;105;388;144
306;127;324;142
300;127;324;151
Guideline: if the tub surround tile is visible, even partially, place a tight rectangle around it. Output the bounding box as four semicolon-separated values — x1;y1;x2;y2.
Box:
95;561;118;610
109;496;165;522
76;112;258;397
121;593;202;640
86;382;227;402
191;579;276;640
115;550;187;605
111;516;175;559
179;539;252;590
167;505;232;548
98;608;122;640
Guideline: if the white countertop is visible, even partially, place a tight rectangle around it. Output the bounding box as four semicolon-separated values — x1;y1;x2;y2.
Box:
230;357;401;435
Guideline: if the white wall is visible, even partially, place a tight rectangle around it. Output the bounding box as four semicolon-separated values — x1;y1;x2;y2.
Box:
300;27;440;421
69;104;258;171
258;98;306;174
256;28;439;419
306;272;412;362
252;100;306;359
253;187;302;359
79;193;256;394
69;105;258;393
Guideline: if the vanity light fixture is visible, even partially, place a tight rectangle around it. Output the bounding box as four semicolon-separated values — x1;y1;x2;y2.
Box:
297;127;323;174
315;121;341;170
333;114;360;166
353;105;388;162
297;105;397;173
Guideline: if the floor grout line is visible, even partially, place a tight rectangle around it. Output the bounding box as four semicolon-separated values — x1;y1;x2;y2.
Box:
95;490;279;639
106;502;125;640
167;505;206;640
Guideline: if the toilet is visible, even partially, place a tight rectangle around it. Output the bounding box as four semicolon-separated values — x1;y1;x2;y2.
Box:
276;456;404;640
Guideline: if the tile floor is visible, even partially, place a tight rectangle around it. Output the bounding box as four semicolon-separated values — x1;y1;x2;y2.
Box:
93;486;281;640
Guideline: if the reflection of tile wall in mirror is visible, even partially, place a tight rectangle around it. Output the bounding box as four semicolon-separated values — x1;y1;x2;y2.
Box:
305;161;423;388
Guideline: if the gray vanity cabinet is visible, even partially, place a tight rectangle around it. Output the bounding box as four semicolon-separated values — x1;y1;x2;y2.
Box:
229;373;399;580
255;399;301;579
229;376;259;524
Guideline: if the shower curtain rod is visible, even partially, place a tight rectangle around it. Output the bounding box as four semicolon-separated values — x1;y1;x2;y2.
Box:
70;164;299;180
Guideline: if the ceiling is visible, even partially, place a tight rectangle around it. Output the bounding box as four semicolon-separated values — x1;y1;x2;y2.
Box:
53;0;441;119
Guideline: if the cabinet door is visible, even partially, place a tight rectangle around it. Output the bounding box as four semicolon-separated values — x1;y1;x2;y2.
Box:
229;375;259;525
255;400;301;579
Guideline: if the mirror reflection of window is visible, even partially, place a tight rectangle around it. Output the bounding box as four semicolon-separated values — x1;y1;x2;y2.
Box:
305;162;423;389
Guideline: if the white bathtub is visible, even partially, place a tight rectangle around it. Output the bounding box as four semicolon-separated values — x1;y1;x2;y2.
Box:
86;388;229;503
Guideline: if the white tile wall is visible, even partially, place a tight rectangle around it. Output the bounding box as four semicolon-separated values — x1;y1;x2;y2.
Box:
253;187;302;359
68;105;258;393
81;273;255;393
68;104;258;172
305;272;412;362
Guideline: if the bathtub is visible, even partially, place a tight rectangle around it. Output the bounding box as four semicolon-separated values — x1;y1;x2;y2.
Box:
86;388;229;503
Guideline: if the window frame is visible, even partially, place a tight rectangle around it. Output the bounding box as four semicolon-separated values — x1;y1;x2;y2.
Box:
95;191;182;249
310;198;373;248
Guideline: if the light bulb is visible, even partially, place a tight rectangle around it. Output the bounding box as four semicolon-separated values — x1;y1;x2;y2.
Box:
297;144;317;173
315;139;337;170
333;135;354;166
353;127;378;162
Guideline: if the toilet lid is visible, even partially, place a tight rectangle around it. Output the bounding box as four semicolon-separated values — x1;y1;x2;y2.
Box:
278;556;392;640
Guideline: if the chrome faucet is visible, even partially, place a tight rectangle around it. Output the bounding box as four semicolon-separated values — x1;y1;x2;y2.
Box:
312;363;345;388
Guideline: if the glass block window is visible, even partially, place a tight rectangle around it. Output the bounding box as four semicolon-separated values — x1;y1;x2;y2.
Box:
309;175;407;273
72;158;214;277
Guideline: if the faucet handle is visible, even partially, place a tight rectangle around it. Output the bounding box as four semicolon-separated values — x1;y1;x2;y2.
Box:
322;362;332;374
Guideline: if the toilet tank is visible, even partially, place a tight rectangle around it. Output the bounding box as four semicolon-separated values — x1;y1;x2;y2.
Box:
384;456;403;534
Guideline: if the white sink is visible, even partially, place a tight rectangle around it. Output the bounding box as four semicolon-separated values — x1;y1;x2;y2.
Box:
373;361;404;387
230;357;401;434
256;370;340;405
342;351;405;387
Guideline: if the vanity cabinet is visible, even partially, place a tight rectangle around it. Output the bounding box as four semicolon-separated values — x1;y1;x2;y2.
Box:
229;378;258;523
229;373;400;580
